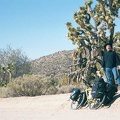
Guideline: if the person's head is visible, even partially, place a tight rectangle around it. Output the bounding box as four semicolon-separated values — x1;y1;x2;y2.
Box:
104;43;112;51
106;44;112;51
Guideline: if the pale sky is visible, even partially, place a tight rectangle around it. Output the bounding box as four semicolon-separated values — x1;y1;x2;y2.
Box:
0;0;120;60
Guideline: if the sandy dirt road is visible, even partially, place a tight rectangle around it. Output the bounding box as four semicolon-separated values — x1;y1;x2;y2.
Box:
0;92;120;120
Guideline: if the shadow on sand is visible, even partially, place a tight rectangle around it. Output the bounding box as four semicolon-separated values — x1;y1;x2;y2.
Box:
103;92;120;108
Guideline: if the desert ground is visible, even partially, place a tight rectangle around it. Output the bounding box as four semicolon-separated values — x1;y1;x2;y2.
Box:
0;91;120;120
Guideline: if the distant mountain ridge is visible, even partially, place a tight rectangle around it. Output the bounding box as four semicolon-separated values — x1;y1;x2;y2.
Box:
31;50;74;79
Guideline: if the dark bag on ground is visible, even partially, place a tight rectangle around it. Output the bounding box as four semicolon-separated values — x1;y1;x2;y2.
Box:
91;78;106;98
70;88;80;101
103;84;118;105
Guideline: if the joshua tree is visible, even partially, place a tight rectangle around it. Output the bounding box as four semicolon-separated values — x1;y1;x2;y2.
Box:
0;63;16;84
0;46;31;79
0;65;6;83
6;63;16;82
66;0;120;82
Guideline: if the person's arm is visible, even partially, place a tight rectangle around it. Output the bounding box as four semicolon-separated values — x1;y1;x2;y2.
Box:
115;52;120;69
116;53;120;65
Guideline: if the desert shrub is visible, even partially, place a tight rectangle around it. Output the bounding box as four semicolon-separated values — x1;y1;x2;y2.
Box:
0;87;10;98
59;74;68;86
45;86;58;95
57;82;87;94
0;74;87;97
0;74;58;97
57;85;74;94
7;75;44;97
41;77;58;95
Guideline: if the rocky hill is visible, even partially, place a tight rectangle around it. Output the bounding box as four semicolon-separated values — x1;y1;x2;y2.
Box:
31;50;74;79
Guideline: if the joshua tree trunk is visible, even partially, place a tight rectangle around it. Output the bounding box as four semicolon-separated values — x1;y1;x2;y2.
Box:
8;71;12;82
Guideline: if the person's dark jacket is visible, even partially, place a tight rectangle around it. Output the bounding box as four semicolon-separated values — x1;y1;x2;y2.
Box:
102;50;120;68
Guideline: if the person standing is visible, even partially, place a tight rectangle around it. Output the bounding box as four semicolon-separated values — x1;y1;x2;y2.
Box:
102;43;120;87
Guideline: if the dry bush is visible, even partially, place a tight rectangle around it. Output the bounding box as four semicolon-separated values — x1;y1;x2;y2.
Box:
57;85;74;94
0;74;58;97
0;74;87;98
57;81;87;94
0;87;10;98
59;74;68;86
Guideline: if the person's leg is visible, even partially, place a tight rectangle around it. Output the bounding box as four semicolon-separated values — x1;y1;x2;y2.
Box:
106;68;114;85
112;67;120;86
